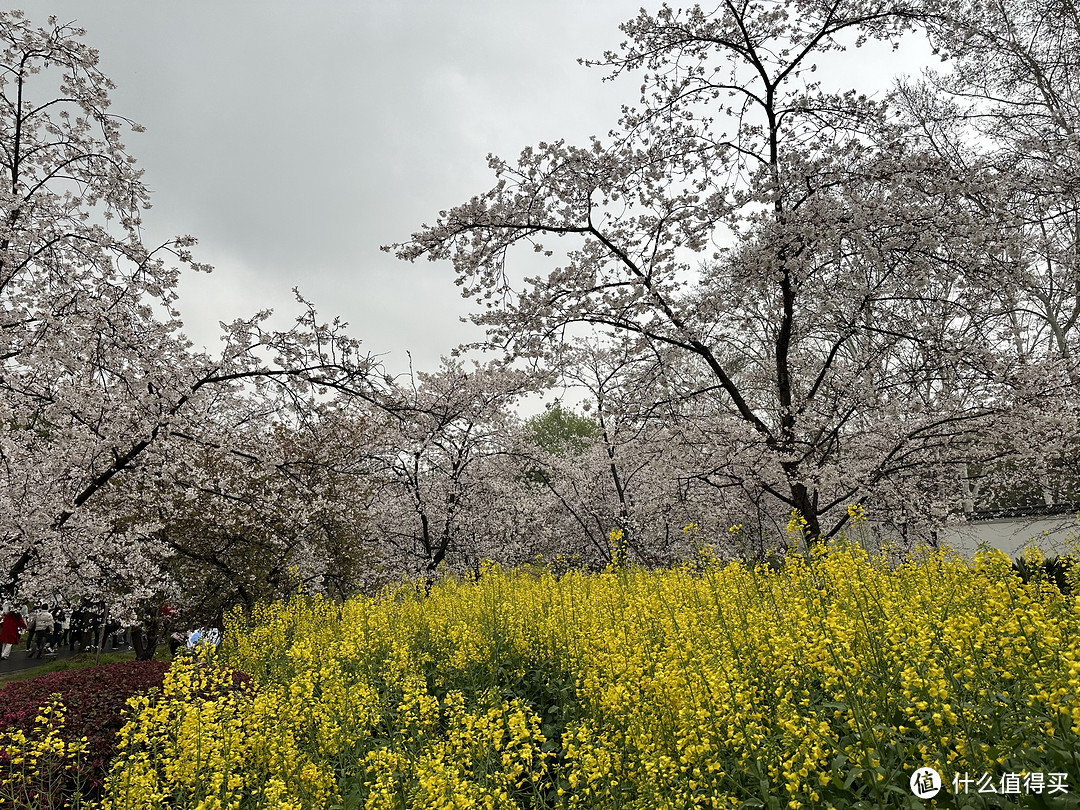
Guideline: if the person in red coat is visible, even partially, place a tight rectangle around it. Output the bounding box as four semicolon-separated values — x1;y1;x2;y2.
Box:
0;609;27;659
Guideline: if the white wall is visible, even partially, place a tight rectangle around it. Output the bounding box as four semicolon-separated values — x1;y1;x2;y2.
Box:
937;514;1079;559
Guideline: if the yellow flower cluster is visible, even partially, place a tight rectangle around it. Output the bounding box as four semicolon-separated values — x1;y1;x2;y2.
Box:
0;695;89;809
102;657;339;810
103;589;553;810
786;510;811;542
10;542;1077;809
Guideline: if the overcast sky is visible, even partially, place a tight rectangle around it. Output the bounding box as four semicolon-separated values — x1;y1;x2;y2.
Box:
23;1;929;378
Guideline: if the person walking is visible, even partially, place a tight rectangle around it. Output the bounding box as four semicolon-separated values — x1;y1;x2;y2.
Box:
87;606;102;651
0;609;26;659
24;604;39;652
51;606;66;650
58;607;71;648
68;607;84;651
30;605;54;658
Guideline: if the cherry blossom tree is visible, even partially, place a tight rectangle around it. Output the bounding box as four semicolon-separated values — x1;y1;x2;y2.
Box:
362;359;538;580
919;0;1080;370
0;13;380;603
527;338;792;563
901;0;1080;513
391;0;1025;545
112;403;374;627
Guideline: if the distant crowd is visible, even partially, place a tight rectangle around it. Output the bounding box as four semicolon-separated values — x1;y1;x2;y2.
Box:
0;601;135;660
0;600;225;662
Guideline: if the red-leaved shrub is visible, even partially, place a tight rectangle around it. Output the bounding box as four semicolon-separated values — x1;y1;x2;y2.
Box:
0;660;169;801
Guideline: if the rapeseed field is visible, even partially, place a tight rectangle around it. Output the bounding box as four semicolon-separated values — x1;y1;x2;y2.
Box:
5;539;1080;809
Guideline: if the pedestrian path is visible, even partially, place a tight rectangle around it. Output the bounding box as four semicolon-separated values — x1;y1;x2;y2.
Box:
0;644;127;676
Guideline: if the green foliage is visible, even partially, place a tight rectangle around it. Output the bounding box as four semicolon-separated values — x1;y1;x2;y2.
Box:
525;405;599;457
1011;553;1076;596
523;405;600;486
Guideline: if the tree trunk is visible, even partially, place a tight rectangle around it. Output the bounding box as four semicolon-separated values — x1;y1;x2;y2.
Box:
132;610;162;661
131;626;160;661
790;480;823;545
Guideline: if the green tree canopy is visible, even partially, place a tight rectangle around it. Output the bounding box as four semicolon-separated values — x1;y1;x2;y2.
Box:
525;404;599;457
